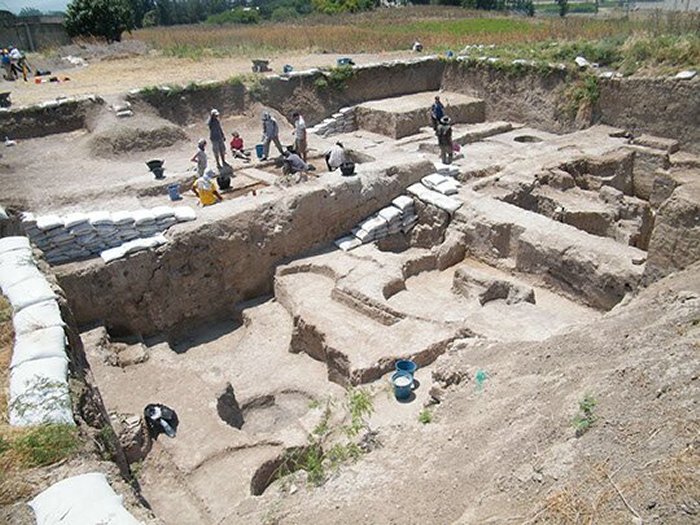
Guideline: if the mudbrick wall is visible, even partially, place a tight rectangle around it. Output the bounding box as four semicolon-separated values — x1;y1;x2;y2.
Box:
56;158;435;338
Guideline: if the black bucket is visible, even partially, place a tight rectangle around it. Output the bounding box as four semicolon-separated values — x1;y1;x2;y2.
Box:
340;161;356;177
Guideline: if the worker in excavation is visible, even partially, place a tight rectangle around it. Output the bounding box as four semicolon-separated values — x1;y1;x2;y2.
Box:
192;169;223;206
430;95;444;130
436;116;454;165
325;142;347;171
208;109;228;169
260;111;284;161
191;138;208;178
292;111;307;161
282;149;311;175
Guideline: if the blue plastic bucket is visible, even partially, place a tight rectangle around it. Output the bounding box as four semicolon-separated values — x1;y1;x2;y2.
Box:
392;371;413;401
337;57;352;66
395;359;417;379
167;183;181;201
255;143;264;159
283;64;293;74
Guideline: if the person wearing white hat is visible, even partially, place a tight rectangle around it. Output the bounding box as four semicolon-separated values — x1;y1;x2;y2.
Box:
192;169;223;206
261;111;284;161
208;109;227;169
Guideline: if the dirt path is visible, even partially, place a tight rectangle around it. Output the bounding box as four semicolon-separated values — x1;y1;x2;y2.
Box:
2;50;420;107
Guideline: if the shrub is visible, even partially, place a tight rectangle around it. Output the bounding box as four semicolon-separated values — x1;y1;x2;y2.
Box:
10;424;79;467
572;394;597;436
206;8;261;25
271;6;300;22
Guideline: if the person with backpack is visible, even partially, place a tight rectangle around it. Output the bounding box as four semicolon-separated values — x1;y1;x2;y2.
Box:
436;116;453;165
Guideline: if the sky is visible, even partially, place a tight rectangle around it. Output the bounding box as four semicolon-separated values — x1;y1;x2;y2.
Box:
0;0;68;14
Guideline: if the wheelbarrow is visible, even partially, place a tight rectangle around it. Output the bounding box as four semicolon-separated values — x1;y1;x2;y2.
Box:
252;59;271;73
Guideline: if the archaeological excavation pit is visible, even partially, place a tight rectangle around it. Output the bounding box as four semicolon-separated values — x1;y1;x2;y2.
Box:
1;56;698;524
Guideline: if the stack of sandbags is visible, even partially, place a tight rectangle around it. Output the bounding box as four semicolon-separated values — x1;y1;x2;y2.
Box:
112;211;139;242
21;206;197;266
392;195;418;232
407;182;462;215
434;162;460;177
0;236;73;427
308;107;357;137
422;173;460;196
334;195;419;252
152;206;177;230
132;209;159;238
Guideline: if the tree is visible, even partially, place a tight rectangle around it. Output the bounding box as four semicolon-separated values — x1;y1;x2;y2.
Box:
557;0;568;17
18;7;43;17
64;0;135;43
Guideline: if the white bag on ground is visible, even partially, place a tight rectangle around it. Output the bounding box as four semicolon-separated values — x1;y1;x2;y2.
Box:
0;236;30;255
0;256;43;292
5;276;56;311
174;207;196;222
29;472;141;525
36;215;64;232
13;300;64;335
11;325;66;368
9;356;72;426
392;195;414;212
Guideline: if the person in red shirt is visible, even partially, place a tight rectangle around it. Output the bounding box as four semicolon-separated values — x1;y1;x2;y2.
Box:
230;131;251;162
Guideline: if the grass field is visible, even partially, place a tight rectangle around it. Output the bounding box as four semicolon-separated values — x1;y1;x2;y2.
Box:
129;7;700;75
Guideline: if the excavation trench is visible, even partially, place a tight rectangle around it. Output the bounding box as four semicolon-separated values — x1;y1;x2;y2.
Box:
11;61;695;524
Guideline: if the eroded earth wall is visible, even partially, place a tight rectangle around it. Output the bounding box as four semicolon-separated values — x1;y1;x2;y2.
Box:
56;158;434;338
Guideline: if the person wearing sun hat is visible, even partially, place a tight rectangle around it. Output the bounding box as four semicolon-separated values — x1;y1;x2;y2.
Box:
192;169;223;206
436;115;453;165
208;109;227;169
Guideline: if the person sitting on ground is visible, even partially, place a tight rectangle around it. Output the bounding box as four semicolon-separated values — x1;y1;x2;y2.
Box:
325;142;347;171
191;138;208;178
436;116;454;165
282;149;310;175
229;131;251;162
207;109;228;169
261;111;284;161
192;169;223;206
430;95;444;131
412;40;423;53
292;112;307;161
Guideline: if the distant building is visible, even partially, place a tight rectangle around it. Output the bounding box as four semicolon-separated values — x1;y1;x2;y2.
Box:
0;11;70;52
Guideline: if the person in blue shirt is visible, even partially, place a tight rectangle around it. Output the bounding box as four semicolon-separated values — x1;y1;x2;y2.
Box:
430;96;444;130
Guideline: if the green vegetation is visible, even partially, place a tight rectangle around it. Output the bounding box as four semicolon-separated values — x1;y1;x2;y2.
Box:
206;7;261;24
273;388;375;488
9;424;79;467
316;65;355;91
418;409;433;425
572;394;597;436
65;0;135;42
538;2;596;14
565;73;600;116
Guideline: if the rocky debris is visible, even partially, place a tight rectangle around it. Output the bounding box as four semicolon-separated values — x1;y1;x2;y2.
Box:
426;385;445;405
111;413;152;464
452;267;535;306
432;356;471;388
275;171;309;187
105;341;149;367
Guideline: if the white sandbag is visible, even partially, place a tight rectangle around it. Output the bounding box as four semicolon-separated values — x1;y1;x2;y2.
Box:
151;206;175;220
334;235;362;252
413;187;463;215
12;300;63;336
21;211;37;226
111;211;135;225
5;276;56;311
101;245;128;263
9;357;72;426
174;207;196;222
358;216;387;233
0;261;43;292
88;211;113;226
29;472;141;525
352;228;373;243
12;326;66;368
435;179;459;195
407;182;430;199
0;236;30;255
377;206;402;223
422;173;449;190
132;209;156;226
36;215;64;232
64;213;89;229
392;195;414;211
